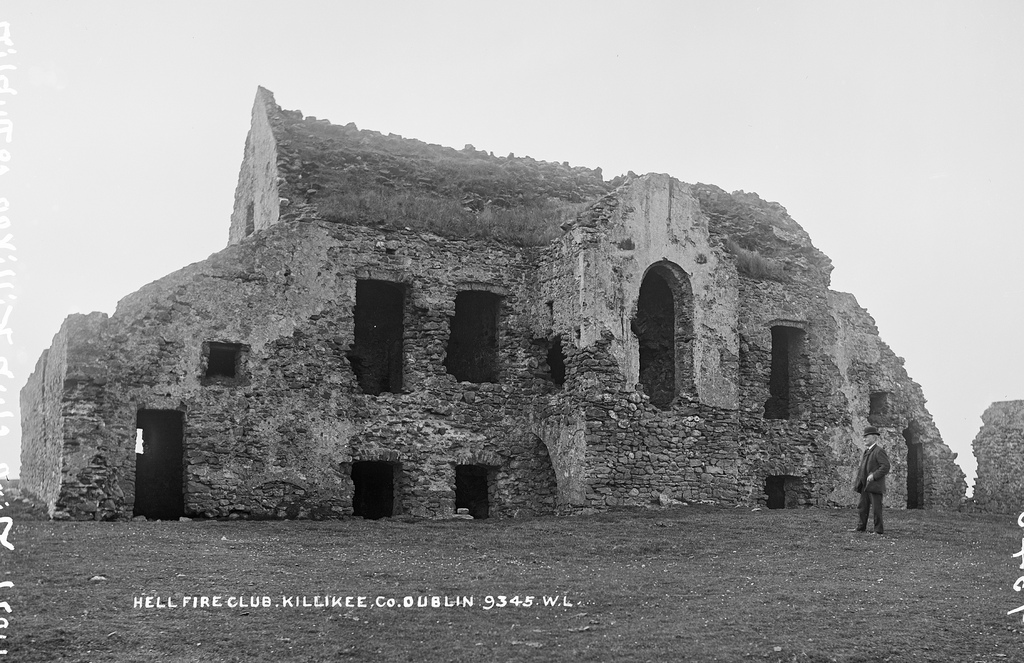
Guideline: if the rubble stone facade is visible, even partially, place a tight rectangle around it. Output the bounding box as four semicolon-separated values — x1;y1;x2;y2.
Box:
971;401;1024;513
19;88;966;520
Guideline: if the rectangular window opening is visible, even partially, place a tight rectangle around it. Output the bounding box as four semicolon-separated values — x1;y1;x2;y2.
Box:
869;392;888;416
245;201;255;237
546;336;566;387
904;426;924;509
346;280;405;395
445;291;501;383
764;326;805;420
205;342;244;380
868;391;890;426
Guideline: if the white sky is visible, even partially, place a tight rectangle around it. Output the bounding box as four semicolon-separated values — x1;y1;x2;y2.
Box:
2;1;1023;491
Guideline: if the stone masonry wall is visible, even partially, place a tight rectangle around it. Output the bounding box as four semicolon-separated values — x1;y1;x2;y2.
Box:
227;87;280;246
827;291;965;509
18;323;67;514
972;401;1024;514
533;175;964;510
21;88;967;519
29;219;562;520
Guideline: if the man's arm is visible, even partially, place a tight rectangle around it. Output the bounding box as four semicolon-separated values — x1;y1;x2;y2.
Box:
869;447;891;482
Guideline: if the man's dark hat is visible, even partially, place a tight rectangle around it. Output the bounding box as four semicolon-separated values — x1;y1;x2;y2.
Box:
863;426;880;437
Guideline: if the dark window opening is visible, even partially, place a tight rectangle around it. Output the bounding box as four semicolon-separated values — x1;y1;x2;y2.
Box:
632;263;694;409
245;201;255;237
764;326;805;420
445;291;500;383
351;461;397;519
134;409;185;520
347;280;405;395
765;474;801;509
206;342;241;378
455;464;493;519
904;426;924;509
547;336;566;386
633;271;675;408
868;391;890;426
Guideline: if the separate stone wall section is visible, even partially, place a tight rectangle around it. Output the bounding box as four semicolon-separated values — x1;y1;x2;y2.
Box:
18;325;68;514
826;291;965;509
227;87;281;245
972;401;1024;513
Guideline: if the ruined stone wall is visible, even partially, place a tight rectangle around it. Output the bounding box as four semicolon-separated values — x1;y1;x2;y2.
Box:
227;87;281;245
569;176;741;410
531;175;965;511
826;291;964;509
33;219;562;520
18;327;66;513
529;176;838;510
972;401;1024;514
21;88;968;519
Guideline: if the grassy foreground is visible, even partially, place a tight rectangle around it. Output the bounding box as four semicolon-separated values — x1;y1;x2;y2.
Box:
1;504;1020;662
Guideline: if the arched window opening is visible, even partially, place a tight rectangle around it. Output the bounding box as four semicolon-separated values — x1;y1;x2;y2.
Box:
632;263;694;408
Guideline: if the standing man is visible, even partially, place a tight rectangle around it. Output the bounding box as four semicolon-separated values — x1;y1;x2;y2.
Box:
853;426;891;534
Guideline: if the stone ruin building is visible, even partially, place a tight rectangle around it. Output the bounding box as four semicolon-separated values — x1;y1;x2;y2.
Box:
19;87;966;521
971;401;1023;513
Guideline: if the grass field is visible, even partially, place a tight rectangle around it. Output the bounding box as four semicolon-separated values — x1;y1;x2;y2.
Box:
2;502;1020;662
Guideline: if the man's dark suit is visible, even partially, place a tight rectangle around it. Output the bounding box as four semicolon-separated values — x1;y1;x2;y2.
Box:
854;442;891;533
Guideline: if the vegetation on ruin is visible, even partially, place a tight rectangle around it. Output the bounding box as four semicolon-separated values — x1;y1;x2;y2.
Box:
278;115;607;247
7;501;1016;662
724;238;789;282
316;187;589;247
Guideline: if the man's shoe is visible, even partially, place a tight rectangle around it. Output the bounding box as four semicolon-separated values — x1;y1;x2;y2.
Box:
850;528;866;532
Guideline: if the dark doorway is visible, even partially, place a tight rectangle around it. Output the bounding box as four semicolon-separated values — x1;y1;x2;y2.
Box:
347;280;405;395
905;426;924;509
455;465;492;519
765;474;801;509
764;326;805;420
352;461;396;519
633;270;676;408
445;291;500;383
134;409;185;520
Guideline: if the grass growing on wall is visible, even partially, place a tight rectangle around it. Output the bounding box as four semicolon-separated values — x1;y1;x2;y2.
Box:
317;188;587;247
724;239;789;281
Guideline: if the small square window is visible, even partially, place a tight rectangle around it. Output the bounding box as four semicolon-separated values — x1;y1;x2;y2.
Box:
202;342;248;385
869;392;888;417
868;391;891;426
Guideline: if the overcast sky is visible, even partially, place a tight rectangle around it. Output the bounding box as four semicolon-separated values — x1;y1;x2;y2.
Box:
2;1;1022;491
